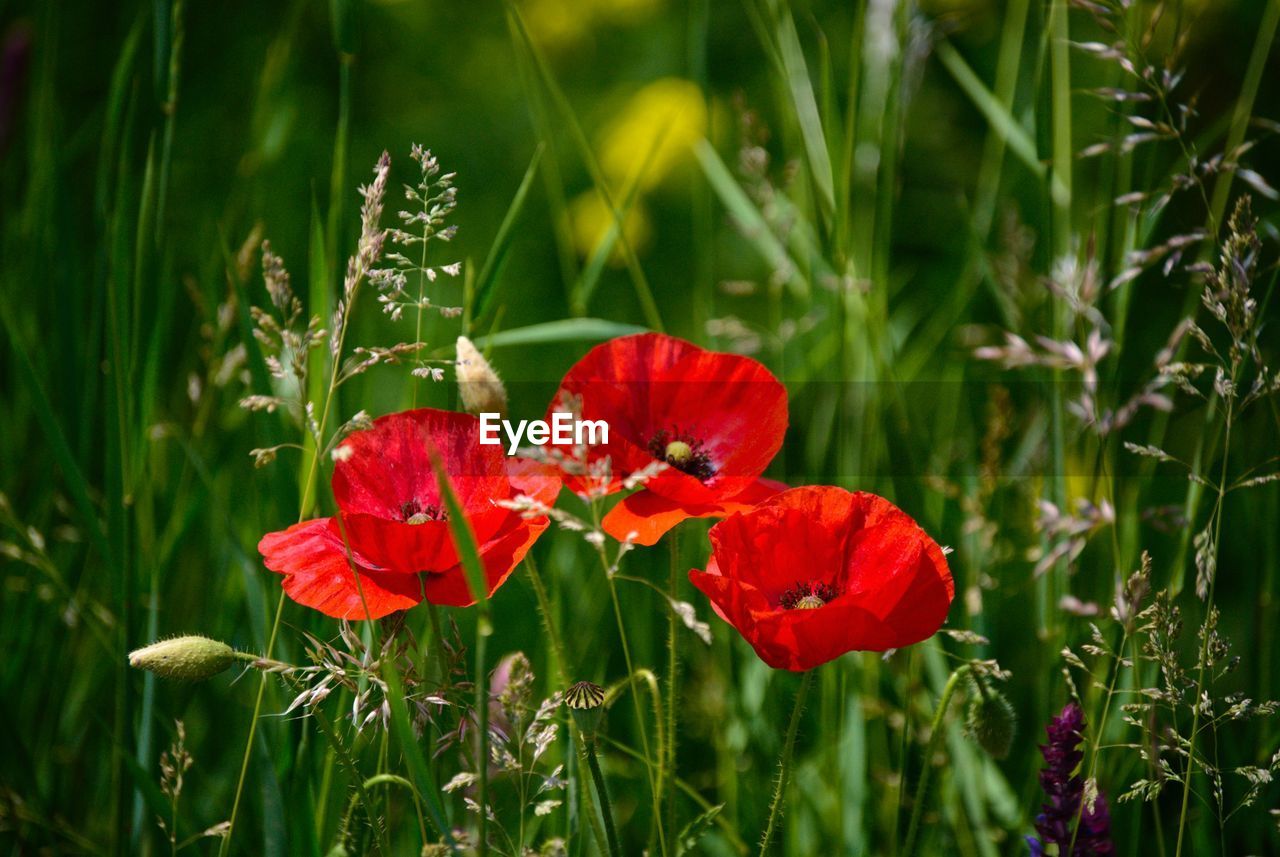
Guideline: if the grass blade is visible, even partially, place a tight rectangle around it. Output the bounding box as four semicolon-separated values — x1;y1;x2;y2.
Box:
473;318;648;348
473;144;546;323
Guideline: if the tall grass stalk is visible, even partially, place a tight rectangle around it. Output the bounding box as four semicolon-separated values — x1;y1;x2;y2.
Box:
221;152;378;852
587;499;668;854
665;531;681;841
1175;388;1236;857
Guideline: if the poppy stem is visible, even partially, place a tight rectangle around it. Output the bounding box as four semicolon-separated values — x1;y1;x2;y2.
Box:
759;669;815;856
474;622;491;857
902;664;970;857
664;531;680;841
584;739;623;857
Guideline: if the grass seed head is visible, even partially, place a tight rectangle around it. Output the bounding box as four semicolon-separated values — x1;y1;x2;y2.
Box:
455;336;507;417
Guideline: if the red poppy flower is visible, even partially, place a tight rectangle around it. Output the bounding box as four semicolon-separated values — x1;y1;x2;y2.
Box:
689;486;954;671
549;333;788;545
258;408;560;620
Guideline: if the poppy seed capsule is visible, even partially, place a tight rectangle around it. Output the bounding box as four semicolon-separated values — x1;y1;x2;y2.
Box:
965;679;1017;760
455;336;507;417
128;635;237;681
663;440;693;465
565;680;606;739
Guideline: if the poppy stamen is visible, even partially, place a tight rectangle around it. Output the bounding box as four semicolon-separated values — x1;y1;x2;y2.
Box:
400;498;446;524
779;581;838;610
648;428;715;481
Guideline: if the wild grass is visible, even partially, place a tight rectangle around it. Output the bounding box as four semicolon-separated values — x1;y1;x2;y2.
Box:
2;0;1279;855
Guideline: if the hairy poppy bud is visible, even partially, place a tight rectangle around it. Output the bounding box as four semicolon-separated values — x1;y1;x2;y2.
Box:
455;336;507;417
565;680;606;740
128;635;237;681
965;677;1017;760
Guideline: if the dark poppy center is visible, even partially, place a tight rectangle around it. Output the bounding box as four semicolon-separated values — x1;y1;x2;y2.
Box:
779;581;838;610
400;498;447;525
647;428;715;481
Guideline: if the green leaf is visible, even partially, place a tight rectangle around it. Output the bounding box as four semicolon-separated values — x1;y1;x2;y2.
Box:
935;39;1068;205
773;4;835;218
473;318;648;349
428;455;492;633
693;139;811;299
382;661;455;848
0;307;113;569
304;192;330;510
473;144;545;321
505;4;665;331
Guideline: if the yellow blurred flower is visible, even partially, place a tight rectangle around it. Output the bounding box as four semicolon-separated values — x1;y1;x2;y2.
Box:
567;190;652;264
598;77;706;193
523;0;590;48
524;0;663;49
594;0;663;23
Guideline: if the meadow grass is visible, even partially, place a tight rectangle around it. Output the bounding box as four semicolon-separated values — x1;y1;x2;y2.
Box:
2;0;1279;855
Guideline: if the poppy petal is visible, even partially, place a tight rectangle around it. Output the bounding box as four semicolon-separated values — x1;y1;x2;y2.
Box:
550;333;787;501
331;409;510;519
694;486;954;671
338;505;510;574
418;517;550;607
689;560;796;667
708;490;854;595
601;477;787;546
259;519;422;620
507;456;563;507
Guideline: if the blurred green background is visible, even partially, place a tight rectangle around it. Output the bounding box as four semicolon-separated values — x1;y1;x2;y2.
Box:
2;0;1279;854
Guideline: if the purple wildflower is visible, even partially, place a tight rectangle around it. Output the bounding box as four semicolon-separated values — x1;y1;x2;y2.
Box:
1026;703;1114;856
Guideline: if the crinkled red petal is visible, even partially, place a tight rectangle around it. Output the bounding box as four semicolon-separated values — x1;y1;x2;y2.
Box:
601;477;787;546
507;456;563;507
336;505;509;574
331;408;510;519
259;519;422;620
549;333;787;500
693;486;954;670
419;517;550;607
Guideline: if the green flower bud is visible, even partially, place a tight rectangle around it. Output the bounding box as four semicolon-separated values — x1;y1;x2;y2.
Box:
965;679;1017;760
128;635;236;682
565;680;606;741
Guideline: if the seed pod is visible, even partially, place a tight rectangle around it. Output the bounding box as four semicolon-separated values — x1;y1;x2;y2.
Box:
965;677;1017;760
455;336;508;417
128;635;237;682
565;680;606;741
663;440;693;465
